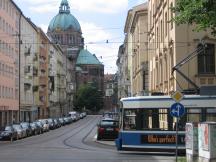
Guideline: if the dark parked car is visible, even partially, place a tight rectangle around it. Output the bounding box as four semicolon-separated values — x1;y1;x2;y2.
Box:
20;122;33;137
12;124;27;139
35;121;44;133
97;118;119;140
59;118;65;126
30;122;41;135
0;126;18;141
47;119;55;130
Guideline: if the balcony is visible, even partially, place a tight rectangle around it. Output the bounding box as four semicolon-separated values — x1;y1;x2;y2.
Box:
39;76;47;85
32;85;39;92
33;67;38;76
24;47;31;56
24;83;31;91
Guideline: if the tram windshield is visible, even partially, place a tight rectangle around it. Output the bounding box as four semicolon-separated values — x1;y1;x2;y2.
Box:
123;108;216;131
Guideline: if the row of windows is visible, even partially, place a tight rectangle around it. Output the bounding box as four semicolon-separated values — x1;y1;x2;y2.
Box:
0;39;17;58
153;48;174;86
153;43;215;87
149;2;174;48
0;16;17;37
0;86;15;99
53;34;82;45
0;61;14;78
123;108;216;131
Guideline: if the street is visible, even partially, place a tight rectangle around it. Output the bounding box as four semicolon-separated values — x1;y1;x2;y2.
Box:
0;116;177;162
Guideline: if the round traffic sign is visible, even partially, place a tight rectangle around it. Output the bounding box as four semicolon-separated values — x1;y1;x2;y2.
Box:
170;103;185;117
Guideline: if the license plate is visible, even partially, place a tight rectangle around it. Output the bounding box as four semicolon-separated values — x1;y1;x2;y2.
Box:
106;128;113;131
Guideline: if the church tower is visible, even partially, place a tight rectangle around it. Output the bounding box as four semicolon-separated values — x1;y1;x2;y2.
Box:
47;0;84;113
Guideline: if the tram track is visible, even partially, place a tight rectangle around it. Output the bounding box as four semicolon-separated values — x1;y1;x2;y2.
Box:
62;116;99;151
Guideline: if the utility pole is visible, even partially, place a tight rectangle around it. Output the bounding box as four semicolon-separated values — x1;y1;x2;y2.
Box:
18;12;22;123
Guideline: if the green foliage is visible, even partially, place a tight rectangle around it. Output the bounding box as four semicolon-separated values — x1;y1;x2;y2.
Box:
73;84;103;112
173;0;216;35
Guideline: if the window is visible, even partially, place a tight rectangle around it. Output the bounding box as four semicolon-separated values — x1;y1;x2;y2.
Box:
165;12;168;37
170;3;173;29
160;60;163;83
198;43;215;74
169;47;174;74
156;27;159;48
142;71;146;90
160;20;163;42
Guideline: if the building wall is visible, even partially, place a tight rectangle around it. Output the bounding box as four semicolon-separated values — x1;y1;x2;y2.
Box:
130;4;148;96
38;29;49;119
48;44;66;118
20;16;38;122
76;64;104;93
0;0;20;127
148;0;216;94
47;29;83;115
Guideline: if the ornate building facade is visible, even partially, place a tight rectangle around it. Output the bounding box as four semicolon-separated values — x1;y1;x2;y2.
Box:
148;0;216;94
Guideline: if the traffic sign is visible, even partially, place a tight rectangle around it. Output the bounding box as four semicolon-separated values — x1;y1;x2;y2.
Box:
170;103;185;117
171;91;184;103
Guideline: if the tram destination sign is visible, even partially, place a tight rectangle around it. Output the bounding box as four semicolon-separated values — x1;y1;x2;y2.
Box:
141;134;185;145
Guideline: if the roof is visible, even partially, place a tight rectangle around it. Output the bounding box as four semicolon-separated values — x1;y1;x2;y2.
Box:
48;0;81;32
76;49;103;65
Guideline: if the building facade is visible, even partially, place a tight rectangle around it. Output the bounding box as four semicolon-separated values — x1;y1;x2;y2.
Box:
148;0;216;94
116;44;129;99
103;74;118;112
0;0;21;127
48;44;66;118
38;28;49;119
20;16;39;122
123;10;133;97
130;3;149;96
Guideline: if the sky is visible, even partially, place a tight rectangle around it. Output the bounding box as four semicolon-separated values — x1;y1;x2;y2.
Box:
13;0;147;74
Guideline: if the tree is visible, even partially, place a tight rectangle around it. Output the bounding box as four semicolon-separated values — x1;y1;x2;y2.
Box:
173;0;216;35
73;84;104;112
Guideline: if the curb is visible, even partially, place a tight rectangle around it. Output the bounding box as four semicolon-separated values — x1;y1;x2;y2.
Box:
93;134;115;146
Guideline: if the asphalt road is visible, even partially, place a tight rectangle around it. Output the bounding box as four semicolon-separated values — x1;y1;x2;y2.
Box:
0;115;176;162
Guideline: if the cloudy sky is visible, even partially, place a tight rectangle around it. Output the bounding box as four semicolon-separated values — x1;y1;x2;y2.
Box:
13;0;147;74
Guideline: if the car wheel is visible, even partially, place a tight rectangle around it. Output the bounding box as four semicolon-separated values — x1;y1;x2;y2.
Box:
97;135;101;140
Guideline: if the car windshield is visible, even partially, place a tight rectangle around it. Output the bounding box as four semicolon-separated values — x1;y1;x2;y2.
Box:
30;123;36;127
13;125;22;130
36;122;42;126
100;120;118;126
21;123;28;127
5;126;12;131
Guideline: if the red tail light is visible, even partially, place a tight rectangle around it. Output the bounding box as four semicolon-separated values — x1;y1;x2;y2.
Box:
115;128;120;132
99;127;105;133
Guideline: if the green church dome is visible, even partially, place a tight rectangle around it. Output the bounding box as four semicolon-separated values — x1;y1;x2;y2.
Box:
76;49;103;65
48;0;81;32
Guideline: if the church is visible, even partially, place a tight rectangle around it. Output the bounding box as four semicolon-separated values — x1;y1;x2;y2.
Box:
47;0;104;111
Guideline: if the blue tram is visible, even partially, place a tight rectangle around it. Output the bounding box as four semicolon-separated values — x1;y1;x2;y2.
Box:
115;95;216;153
